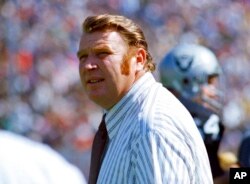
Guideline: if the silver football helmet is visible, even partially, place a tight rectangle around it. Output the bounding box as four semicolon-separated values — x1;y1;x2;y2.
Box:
159;43;223;112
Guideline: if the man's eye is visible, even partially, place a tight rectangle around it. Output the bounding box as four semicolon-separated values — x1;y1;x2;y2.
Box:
98;52;110;58
79;55;87;61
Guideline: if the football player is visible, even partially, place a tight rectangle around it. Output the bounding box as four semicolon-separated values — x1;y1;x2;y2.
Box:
238;129;250;167
159;43;225;180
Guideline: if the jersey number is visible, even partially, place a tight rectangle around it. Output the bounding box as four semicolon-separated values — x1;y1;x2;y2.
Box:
204;114;220;139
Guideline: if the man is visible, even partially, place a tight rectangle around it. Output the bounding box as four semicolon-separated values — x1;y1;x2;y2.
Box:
77;14;212;184
159;43;225;182
0;130;87;184
238;128;250;167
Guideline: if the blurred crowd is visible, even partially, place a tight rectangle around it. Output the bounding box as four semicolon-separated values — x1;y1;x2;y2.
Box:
1;0;250;180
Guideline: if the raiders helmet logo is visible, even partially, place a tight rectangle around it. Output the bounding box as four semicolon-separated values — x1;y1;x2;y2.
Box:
175;55;193;72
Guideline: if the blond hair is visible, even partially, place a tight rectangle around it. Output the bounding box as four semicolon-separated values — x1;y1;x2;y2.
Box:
82;14;155;72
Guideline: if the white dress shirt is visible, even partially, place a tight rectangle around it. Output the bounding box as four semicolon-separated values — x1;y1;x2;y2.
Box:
97;72;213;184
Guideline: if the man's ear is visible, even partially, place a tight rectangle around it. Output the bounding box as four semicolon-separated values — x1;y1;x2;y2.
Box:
135;48;146;71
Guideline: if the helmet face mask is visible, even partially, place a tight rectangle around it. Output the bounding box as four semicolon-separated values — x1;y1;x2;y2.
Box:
159;44;223;113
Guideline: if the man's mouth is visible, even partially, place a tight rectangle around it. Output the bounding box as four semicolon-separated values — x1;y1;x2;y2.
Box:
87;79;104;84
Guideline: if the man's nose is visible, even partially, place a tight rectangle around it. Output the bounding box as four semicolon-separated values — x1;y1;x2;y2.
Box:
80;55;98;70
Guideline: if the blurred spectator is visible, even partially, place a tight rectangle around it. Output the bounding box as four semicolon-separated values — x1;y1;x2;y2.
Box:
219;152;239;171
0;129;87;184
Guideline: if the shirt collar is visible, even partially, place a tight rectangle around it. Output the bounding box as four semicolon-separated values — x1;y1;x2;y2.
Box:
104;72;156;139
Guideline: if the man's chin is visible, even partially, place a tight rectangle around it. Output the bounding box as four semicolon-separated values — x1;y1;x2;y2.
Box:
89;93;106;104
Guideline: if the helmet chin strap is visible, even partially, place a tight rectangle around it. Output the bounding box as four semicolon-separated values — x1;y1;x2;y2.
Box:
191;84;224;114
201;95;223;114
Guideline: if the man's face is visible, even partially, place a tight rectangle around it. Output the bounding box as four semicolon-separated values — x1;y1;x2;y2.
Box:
196;75;223;113
78;30;141;109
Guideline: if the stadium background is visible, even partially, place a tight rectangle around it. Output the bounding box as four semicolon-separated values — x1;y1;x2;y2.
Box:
0;0;250;179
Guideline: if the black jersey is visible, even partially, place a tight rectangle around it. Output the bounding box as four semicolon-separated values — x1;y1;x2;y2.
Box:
238;129;250;167
179;96;225;178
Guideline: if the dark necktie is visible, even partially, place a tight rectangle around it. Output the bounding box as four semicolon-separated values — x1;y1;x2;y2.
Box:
88;114;108;184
